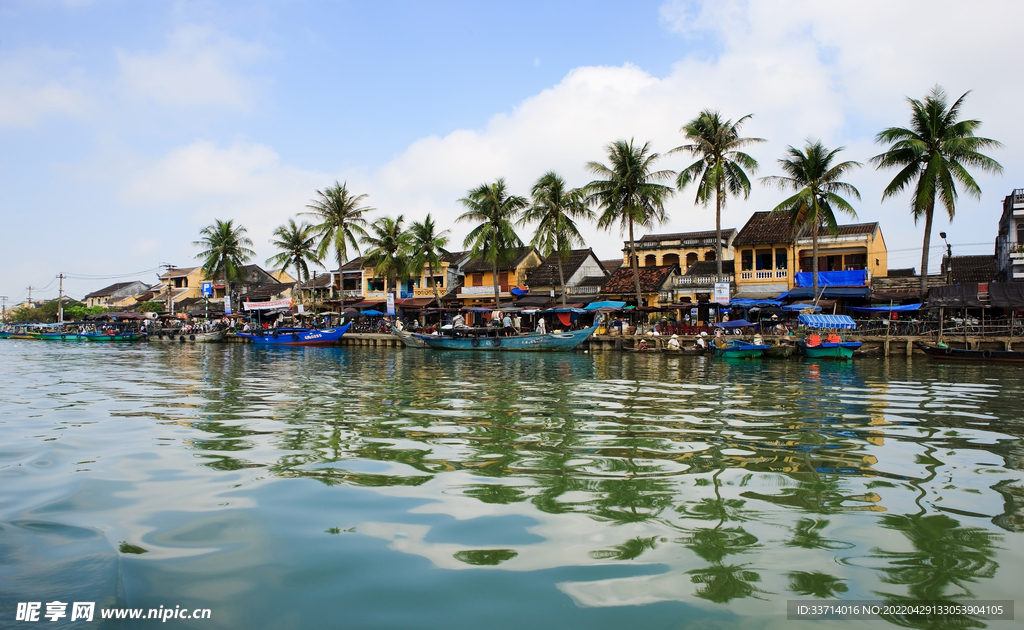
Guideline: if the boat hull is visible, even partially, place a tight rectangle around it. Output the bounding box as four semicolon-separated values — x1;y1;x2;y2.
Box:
712;341;769;358
150;330;226;343
235;324;351;346
415;325;596;352
916;342;1024;363
800;342;860;359
81;332;145;342
763;345;795;358
392;327;430;348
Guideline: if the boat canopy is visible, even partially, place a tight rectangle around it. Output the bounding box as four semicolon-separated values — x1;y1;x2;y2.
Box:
798;314;856;329
845;304;921;313
714;319;755;328
584;300;626;311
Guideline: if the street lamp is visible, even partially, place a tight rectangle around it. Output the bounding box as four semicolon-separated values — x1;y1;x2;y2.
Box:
940;232;952;284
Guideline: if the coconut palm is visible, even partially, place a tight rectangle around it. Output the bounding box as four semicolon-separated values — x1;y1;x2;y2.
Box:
193;219;255;305
521;172;594;307
361;215;413;299
871;86;1003;297
304;181;372;310
266;218;321;284
407;214;451;309
674;109;765;276
586;139;674;306
762;140;861;302
457;179;529;307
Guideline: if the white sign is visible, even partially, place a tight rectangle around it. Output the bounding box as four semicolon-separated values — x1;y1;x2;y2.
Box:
365;291;387;299
297;304;305;314
243;298;293;311
224;296;231;315
713;282;730;305
386;292;396;316
460;285;499;296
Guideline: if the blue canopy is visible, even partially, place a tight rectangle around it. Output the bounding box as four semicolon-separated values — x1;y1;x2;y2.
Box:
714;319;755;328
794;270;868;287
782;304;821;312
584;300;626;311
798;314;856;329
845;304;922;313
509;287;529;297
360;309;385;316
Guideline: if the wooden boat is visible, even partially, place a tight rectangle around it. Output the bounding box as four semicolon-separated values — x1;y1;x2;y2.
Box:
149;329;226;343
391;326;430;348
916;341;1024;363
80;331;145;342
413;323;597;352
763;344;795;358
798;341;861;359
711;340;769;358
662;346;706;356
235;323;351;346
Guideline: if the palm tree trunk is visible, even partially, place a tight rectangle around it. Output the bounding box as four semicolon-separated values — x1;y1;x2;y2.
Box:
558;256;567;309
493;225;501;308
812;220;820;305
629;218;642;306
337;252;345;314
715;180;723;277
920;203;935;299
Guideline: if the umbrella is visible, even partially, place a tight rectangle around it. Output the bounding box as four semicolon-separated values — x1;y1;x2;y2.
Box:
360;309;385;316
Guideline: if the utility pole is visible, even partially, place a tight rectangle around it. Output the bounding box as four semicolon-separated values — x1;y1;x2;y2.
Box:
27;285;34;306
160;264;175;315
57;274;65;322
0;296;7;323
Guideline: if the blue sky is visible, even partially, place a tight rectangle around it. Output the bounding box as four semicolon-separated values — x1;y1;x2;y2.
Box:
2;0;1021;305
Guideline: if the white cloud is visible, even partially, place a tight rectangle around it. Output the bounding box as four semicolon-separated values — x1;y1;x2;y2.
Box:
116;25;266;110
0;53;90;128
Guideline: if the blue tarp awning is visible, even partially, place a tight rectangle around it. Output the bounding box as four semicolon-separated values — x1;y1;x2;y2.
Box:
794;270;868;287
780;287;871;299
541;307;587;314
714;319;756;328
798;314;857;329
584;300;626;311
845;304;922;313
729;299;782;307
782;304;821;312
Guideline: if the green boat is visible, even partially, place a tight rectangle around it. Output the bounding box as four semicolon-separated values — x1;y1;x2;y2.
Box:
798;341;859;359
796;314;860;359
80;331;145;342
711;339;769;358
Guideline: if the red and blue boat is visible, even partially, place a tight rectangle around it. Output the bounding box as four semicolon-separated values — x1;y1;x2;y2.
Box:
235;323;352;346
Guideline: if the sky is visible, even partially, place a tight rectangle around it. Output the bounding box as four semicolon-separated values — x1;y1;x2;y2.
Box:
1;0;1022;305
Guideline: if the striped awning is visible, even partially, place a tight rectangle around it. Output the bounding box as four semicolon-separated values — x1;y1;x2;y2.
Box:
797;314;856;329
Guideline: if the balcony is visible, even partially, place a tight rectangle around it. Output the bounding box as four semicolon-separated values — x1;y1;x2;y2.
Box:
674;274;733;287
567;285;601;295
342;290;362;299
1010;250;1024;264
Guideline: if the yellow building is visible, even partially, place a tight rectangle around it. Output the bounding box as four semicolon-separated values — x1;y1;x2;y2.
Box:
456;247;542;306
626;230;737;272
732;211;887;299
156;266;207;306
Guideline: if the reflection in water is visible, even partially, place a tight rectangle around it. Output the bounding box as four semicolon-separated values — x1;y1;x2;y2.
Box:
1;342;1022;628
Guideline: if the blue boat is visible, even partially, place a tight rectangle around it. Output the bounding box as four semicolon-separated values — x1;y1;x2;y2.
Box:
413;324;597;352
234;324;351;346
711;339;769;358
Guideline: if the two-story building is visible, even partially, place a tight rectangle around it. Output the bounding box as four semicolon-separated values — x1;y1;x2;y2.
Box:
995;188;1024;282
456;247;542;307
732;211;887;300
522;248;609;306
625;230;737;271
82;281;151;308
157;266;208;308
599;265;679;308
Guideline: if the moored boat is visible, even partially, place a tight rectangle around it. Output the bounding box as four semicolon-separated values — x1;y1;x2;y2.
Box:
796;314;861;359
413;323;597;352
915;341;1024;363
80;331;146;341
763;344;795;358
711;340;769;358
150;329;226;343
662;346;706;356
235;323;351;346
391;326;430;348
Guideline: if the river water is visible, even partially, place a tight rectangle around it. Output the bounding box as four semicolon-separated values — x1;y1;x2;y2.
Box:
1;341;1022;629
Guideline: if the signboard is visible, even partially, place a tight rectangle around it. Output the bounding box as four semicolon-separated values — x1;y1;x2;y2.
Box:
386;292;396;316
243;298;293;311
201;282;213;297
713;282;730;305
460;285;499;296
297;304;305;314
223;296;232;315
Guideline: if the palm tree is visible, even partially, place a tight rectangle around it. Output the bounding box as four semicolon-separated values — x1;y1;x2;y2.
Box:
674;109;765;276
521;172;594;307
586;139;674;306
871;86;1003;298
762;140;861;302
266;218;321;284
303;181;372;308
193;219;255;307
361;215;413;300
408;214;451;310
457;179;529;307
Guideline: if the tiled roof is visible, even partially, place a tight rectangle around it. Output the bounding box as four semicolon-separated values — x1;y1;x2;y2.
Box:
685;260;735;276
575;275;609;287
600;265;677;294
947;255;998;284
601;259;623;274
462;247;537;274
734;212;795;246
440;250;470;264
636;229;736;244
84;282;137;299
524;249;601;286
159;266;199;279
833;222;879;237
341;257;364;272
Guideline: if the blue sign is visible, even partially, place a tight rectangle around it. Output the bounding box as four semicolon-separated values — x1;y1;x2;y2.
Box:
201;282;213;297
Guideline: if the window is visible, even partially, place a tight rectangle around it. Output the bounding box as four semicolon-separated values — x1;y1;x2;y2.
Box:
1017;223;1024;245
498;272;509;290
741;250;753;271
472;273;483;287
366;278;384;291
775;248;788;270
644;254;658;267
755;249;772;270
704;250;716;261
844;253;867;270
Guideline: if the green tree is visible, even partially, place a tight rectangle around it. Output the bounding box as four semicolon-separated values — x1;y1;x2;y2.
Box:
193;219;255;304
586;139;674;306
304;181;372;308
407;214;451;309
521;171;594;307
457;179;529;307
762;140;861;301
674;110;765;276
266;218;322;283
871;86;1003;297
361;215;413;298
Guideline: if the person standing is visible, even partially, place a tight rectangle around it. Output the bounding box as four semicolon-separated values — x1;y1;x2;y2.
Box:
537;317;547;335
513;314;521;333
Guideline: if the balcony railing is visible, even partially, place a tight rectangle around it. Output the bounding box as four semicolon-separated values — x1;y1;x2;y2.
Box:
673;274;733;286
567;285;601;294
342;290;362;299
1013;189;1024;209
740;269;788;282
